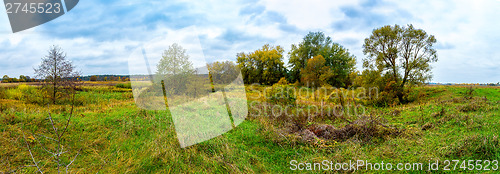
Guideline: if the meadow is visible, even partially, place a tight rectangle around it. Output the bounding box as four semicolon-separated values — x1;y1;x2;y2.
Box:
0;82;499;173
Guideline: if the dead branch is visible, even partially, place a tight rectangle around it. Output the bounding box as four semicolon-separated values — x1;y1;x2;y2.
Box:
21;131;44;174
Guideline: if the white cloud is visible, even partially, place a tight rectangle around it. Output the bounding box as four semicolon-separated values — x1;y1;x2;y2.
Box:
0;0;499;83
259;0;359;30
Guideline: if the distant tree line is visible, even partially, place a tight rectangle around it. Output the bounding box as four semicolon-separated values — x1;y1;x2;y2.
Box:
1;74;130;83
1;75;40;83
85;75;130;82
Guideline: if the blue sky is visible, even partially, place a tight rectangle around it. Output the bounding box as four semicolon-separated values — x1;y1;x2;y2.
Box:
0;0;499;83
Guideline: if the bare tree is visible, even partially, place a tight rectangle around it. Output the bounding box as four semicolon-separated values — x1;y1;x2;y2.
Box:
34;45;81;104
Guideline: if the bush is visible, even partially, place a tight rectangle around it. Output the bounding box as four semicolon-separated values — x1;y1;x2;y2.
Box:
115;83;132;89
4;84;45;104
266;84;296;106
276;77;289;85
446;135;500;160
459;102;481;112
364;80;404;107
463;86;475;99
0;87;6;99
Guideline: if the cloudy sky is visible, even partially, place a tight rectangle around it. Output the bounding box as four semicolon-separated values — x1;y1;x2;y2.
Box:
0;0;499;83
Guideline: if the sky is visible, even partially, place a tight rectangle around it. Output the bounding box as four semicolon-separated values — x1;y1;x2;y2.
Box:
0;0;499;83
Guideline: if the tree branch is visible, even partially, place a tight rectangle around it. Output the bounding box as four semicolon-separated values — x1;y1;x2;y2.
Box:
22;131;44;174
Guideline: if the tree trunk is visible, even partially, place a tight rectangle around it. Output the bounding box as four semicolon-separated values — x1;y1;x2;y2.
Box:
53;81;56;104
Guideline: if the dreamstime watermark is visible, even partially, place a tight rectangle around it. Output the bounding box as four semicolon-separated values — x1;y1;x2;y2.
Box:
3;0;79;33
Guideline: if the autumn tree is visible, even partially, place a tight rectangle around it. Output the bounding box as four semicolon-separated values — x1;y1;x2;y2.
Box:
363;24;437;102
237;44;287;85
89;75;98;81
2;75;9;83
288;32;356;87
207;61;240;85
19;75;27;82
300;55;334;87
34;45;80;104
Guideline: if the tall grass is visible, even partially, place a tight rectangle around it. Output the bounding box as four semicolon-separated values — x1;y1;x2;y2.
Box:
3;84;46;105
1;84;499;173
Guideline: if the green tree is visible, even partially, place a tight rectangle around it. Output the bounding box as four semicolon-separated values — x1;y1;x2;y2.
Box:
363;24;437;102
323;43;357;87
237;44;287;85
288;32;356;87
289;32;332;83
34;45;80;104
156;43;195;95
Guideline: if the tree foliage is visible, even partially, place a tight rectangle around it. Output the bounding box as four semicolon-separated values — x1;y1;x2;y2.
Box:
90;75;97;81
363;24;438;102
207;61;240;85
0;75;33;83
300;55;333;88
237;44;287;85
19;75;28;82
156;43;195;95
156;43;194;76
323;43;357;87
288;32;356;87
34;45;80;104
2;75;10;83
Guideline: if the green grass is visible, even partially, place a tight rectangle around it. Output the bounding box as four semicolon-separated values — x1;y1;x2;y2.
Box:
0;84;499;173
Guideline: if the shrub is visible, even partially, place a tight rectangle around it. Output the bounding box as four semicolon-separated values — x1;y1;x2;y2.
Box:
366;81;400;107
463;86;475;100
459;102;481;112
0;87;7;99
2;84;47;105
276;77;289;85
290;110;313;131
115;83;132;89
266;84;296;106
5;86;23;100
446;135;500;160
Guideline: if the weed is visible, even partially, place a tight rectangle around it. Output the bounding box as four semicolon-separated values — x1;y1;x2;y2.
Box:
431;107;446;118
421;122;433;130
266;84;296;106
459;102;481;112
463;86;475;100
446;135;500;160
115;83;132;89
1;84;499;173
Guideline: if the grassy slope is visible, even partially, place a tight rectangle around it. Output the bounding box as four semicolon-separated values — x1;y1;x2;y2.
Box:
0;85;499;173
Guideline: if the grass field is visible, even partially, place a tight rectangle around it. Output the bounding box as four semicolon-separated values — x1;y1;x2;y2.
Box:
0;83;499;173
